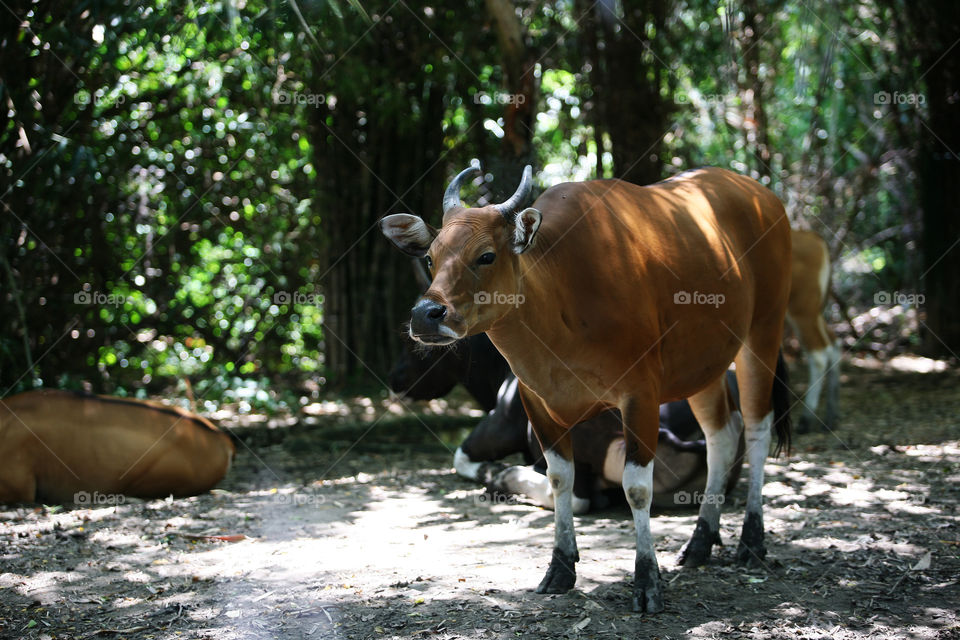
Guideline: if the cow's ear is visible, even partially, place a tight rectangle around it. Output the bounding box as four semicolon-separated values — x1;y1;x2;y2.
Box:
511;207;541;254
380;214;437;257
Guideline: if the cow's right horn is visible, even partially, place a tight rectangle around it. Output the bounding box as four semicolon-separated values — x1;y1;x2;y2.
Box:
442;162;482;214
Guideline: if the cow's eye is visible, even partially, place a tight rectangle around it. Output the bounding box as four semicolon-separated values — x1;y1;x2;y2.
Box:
476;252;496;266
424;256;433;270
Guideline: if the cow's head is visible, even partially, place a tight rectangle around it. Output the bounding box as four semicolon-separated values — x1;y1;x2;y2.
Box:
381;164;540;346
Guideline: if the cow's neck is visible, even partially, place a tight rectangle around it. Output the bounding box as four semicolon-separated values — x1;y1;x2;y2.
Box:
484;255;603;418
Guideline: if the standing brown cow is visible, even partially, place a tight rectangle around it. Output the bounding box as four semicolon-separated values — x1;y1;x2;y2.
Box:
382;165;791;612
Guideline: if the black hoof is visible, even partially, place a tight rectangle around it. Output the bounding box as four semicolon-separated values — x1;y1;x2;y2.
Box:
535;547;578;594
736;510;766;566
735;542;766;566
678;517;720;567
632;556;664;613
632;588;665;614
823;412;839;433
796;413;825;434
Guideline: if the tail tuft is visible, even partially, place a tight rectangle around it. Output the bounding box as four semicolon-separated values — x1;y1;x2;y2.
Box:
772;351;792;457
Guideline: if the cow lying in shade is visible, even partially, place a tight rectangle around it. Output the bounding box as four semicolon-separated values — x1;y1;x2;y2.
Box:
462;372;746;513
388;333;509;413
389;333;743;513
0;389;235;504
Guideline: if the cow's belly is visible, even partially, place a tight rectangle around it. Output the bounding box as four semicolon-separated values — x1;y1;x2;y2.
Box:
658;311;751;403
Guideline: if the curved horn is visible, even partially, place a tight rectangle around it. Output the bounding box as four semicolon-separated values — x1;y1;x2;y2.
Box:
442;162;482;214
493;165;533;219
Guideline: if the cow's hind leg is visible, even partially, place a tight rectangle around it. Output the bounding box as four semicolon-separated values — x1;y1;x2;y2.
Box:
621;393;664;613
823;341;841;430
797;346;828;433
677;374;742;567
733;342;790;566
518;384;579;594
796;316;839;433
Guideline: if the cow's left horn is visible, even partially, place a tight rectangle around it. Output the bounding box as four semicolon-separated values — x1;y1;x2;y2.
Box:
442;163;481;214
493;165;533;219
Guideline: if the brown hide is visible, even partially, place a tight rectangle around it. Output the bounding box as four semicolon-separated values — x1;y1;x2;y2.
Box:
477;169;791;433
787;228;834;351
386;166;792;608
0;390;235;504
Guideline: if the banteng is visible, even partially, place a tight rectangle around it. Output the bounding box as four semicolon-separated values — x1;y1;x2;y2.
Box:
382;165;791;612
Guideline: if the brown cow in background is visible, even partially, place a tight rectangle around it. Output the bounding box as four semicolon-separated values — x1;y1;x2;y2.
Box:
788;229;841;431
0;390;235;504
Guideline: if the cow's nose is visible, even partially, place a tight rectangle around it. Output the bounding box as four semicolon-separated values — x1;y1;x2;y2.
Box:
410;298;447;335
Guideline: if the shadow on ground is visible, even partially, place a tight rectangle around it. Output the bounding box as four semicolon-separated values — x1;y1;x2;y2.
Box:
1;364;958;639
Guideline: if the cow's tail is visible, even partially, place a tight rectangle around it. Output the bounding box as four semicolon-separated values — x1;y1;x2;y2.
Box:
771;350;792;458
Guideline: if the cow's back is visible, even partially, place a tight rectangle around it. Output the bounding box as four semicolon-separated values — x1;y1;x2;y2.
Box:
531;168;789;314
504;167;791;411
0;390;234;503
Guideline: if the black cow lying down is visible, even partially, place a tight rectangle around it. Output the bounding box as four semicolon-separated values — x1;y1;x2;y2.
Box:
390;334;744;513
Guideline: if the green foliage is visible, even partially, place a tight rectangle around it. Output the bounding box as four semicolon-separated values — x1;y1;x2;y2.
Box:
1;1;322;397
0;0;937;400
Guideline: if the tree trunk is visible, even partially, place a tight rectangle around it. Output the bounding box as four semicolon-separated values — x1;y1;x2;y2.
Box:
584;0;671;186
740;0;772;182
484;0;538;200
901;2;960;356
307;76;446;384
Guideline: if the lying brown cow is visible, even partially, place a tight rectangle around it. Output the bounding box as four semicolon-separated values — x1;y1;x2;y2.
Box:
0;389;235;504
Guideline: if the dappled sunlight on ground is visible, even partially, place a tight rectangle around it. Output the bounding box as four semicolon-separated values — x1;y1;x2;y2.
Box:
3;432;957;638
1;365;959;638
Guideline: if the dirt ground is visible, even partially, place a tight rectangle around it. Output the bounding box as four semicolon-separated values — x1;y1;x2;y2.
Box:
1;361;959;640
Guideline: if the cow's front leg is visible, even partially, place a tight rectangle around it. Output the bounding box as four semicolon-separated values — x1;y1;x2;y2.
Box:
537;449;578;592
678;375;741;567
621;394;664;613
518;384;578;594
